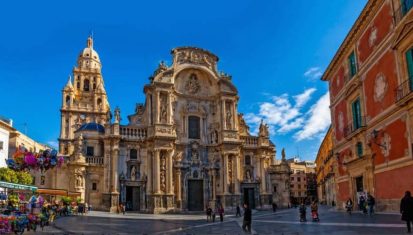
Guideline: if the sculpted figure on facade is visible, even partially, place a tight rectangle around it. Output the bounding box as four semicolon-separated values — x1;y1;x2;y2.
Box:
160;93;168;123
226;103;232;129
185;74;200;94
131;166;136;181
114;107;121;123
160;153;166;193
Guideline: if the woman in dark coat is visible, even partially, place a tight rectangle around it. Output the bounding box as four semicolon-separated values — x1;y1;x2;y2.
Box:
401;191;413;233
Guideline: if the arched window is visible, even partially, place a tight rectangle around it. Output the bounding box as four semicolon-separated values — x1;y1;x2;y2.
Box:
84;79;90;91
188;116;200;139
245;155;251;165
97;98;102;106
130;149;138;160
77;82;80;89
65;96;70;106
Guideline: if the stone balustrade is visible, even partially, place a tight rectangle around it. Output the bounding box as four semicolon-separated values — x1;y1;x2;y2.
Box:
86;156;104;165
241;136;258;147
120;126;147;139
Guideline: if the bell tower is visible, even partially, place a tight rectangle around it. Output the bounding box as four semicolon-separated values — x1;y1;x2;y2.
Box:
58;36;110;155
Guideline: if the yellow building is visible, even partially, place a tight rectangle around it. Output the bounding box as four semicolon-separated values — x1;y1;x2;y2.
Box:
315;127;336;206
288;158;315;204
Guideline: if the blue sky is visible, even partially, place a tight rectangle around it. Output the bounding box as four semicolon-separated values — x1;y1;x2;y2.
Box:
0;0;367;161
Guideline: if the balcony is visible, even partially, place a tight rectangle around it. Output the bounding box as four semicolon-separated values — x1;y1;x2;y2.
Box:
395;78;413;103
241;136;258;147
343;116;366;139
86;156;104;165
120;126;147;140
394;0;413;24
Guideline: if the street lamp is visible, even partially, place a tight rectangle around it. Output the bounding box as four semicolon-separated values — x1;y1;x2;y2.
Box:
370;129;387;150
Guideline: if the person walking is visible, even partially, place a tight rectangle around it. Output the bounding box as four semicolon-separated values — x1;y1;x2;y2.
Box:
242;203;252;233
367;193;375;215
206;206;212;222
272;202;277;212
359;194;367;214
346;198;353;215
401;191;413;233
310;200;319;222
236;204;241;217
218;205;224;222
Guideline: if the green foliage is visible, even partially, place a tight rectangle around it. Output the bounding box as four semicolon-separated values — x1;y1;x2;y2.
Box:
0;168;33;185
61;196;72;205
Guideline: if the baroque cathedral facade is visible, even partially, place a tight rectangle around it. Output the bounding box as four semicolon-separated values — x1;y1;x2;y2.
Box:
53;37;290;213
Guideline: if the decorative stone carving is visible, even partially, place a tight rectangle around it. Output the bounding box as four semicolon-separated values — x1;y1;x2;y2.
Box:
228;156;233;183
338;112;344;133
174;49;216;70
381;133;391;158
374;73;387;102
185;74;201;94
369;26;378;47
160;152;166;193
190;142;200;162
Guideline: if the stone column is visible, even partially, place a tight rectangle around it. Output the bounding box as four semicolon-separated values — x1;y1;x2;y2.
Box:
234;154;240;194
167;150;174;194
176;169;182;201
154;150;161;194
111;149;119;193
147;151;153;193
212;171;216;200
222;100;226;129
260;158;265;193
223;154;228;194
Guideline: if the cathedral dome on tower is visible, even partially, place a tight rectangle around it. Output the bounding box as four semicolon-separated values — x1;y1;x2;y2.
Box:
77;36;101;70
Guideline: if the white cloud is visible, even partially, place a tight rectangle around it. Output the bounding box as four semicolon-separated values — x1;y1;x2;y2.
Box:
304;67;323;80
294;88;316;108
244;88;317;135
294;92;331;141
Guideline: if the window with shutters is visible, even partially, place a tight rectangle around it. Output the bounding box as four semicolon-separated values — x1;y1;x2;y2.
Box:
348;51;358;78
352;98;362;130
406;48;413;89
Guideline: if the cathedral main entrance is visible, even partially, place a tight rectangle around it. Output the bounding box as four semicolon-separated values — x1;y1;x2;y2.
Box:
243;188;256;209
125;186;140;211
188;180;204;211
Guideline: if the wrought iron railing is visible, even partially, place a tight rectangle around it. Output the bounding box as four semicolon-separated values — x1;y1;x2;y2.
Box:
394;0;413;24
396;78;413;102
343;116;366;138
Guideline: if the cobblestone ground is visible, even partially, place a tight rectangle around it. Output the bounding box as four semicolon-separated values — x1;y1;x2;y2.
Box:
29;206;408;234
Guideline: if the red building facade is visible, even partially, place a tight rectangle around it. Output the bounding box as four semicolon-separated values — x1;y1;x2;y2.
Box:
322;0;413;211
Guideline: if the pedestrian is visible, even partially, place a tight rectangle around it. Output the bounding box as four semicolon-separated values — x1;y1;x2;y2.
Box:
359;194;367;214
299;202;306;222
272;202;277;212
88;204;92;212
236;204;241;217
78;203;84;216
212;208;216;222
367;193;375;215
206;206;212;222
242;203;252;233
346;198;353;215
218;205;224;222
401;191;413;233
310;200;319;222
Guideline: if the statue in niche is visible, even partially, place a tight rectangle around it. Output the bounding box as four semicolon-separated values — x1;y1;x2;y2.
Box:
246;170;251;181
160;94;168;123
75;175;83;187
226;104;232;129
185;74;200;94
228;157;233;183
211;130;218;144
131;166;136;181
191;143;200;162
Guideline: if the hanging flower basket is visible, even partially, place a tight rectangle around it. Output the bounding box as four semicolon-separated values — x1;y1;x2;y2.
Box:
6;147;65;172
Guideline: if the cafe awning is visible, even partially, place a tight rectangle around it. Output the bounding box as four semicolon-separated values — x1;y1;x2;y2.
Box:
0;181;37;191
37;188;68;196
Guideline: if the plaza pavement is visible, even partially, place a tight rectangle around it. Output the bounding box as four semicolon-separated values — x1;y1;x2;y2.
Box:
30;205;409;234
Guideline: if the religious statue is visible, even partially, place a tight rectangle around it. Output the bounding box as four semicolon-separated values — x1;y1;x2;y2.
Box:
76;175;83;187
160;94;167;123
226;105;232;129
160;154;166;192
185;74;200;94
131;166;136;181
246;170;251;181
114;107;121;123
259;119;269;137
281;148;286;161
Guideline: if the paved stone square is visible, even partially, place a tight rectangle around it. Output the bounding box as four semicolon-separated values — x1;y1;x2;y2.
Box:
31;206;409;234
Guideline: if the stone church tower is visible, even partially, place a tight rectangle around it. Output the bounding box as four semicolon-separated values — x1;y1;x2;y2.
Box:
59;36;110;156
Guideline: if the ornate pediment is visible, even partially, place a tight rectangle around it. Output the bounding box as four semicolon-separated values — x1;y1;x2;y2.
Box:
172;47;218;73
392;19;413;49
